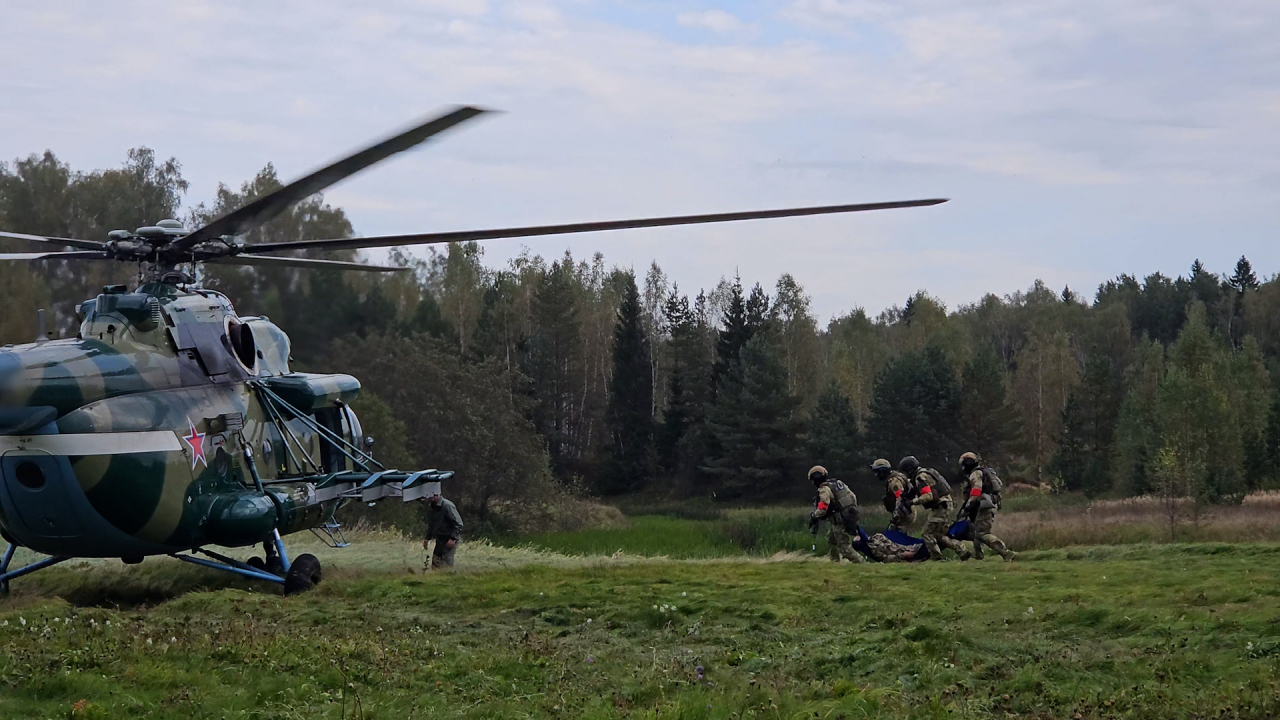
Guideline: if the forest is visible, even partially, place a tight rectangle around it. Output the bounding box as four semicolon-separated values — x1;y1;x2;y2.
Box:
3;147;1280;528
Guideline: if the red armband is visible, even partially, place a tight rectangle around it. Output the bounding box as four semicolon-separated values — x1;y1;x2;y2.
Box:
969;488;982;497
919;486;932;495
817;501;829;511
894;490;902;498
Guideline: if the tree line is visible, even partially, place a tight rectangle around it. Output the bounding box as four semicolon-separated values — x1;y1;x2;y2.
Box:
2;147;1279;520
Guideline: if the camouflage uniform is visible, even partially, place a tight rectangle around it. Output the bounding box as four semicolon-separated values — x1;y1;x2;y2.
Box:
864;532;922;562
909;468;969;561
811;479;866;564
425;497;464;569
884;470;916;531
959;467;1014;561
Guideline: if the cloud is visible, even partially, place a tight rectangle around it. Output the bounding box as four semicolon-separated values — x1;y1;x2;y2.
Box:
0;0;1277;318
676;9;747;33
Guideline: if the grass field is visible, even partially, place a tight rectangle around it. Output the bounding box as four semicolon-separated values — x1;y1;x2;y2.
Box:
4;520;1280;719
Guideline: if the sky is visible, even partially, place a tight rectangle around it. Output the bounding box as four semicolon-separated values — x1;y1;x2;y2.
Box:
1;0;1277;321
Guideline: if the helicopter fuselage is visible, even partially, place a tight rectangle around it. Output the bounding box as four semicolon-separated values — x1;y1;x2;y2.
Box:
0;282;372;559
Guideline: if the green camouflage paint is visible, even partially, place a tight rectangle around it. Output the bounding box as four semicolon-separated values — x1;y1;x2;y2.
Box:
0;283;380;558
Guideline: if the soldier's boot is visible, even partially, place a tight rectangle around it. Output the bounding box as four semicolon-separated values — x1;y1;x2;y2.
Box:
957;543;973;561
983;534;1015;561
922;535;947;561
842;547;867;564
939;536;967;559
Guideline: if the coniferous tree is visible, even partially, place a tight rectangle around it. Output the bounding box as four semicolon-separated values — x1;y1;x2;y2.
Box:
1227;256;1259;348
806;381;864;479
1052;353;1124;495
712;276;764;389
602;272;654;494
700;335;804;498
953;348;1022;465
865;344;960;469
524;260;585;477
658;291;694;475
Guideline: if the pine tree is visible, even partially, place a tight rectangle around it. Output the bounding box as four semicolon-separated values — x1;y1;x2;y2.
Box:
953;348;1022;465
1052;352;1124;495
712;276;750;389
1229;256;1259;292
602;272;654;494
806;381;864;479
700;336;804;499
658;291;693;474
865;344;960;469
524;260;585;477
1227;255;1259;348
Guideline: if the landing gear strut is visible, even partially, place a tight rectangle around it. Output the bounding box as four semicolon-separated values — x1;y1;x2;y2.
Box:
0;543;70;594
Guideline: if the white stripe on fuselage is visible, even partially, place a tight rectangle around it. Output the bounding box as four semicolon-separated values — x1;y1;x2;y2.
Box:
0;431;182;456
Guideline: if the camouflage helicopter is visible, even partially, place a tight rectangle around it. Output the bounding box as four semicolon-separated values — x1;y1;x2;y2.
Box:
0;106;946;595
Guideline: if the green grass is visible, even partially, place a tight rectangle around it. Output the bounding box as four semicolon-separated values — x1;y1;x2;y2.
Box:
4;536;1280;718
500;508;845;558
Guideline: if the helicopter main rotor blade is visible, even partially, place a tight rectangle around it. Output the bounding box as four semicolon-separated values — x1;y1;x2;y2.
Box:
0;231;106;251
243;198;949;254
0;251;111;261
172;106;491;253
209;254;408;273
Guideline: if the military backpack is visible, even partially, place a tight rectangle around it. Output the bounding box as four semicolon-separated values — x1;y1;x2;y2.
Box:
918;467;951;507
981;467;1004;506
825;479;861;528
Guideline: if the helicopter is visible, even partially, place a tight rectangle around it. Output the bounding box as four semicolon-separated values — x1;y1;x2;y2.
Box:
0;105;946;595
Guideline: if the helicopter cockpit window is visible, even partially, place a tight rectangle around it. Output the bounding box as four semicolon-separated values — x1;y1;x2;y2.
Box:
225;318;258;374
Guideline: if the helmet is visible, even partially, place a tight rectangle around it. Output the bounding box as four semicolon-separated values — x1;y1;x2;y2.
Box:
871;458;891;472
808;465;828;484
898;456;920;476
959;452;979;471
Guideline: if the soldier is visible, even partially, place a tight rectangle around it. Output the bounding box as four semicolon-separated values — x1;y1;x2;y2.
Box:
900;456;969;561
872;458;915;531
422;493;464;569
957;452;1016;561
863;532;923;562
807;465;866;564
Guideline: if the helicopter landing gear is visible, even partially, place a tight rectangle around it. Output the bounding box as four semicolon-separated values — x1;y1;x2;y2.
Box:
252;537;287;576
284;553;322;596
0;543;70;594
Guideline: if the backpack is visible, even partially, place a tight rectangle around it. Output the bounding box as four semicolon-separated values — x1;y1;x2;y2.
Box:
920;468;951;506
981;467;1004;505
827;479;861;528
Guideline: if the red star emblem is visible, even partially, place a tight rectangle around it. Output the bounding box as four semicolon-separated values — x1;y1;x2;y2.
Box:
182;418;207;470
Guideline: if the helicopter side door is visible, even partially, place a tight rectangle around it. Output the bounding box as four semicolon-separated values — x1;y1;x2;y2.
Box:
0;451;84;540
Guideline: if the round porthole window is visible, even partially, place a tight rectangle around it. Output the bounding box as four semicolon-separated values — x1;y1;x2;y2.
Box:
15;462;45;489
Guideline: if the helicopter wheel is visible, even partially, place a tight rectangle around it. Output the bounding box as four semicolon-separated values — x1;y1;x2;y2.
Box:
245;556;266;571
283;553;322;596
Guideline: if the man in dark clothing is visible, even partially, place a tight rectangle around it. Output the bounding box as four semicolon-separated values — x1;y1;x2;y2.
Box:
423;494;464;569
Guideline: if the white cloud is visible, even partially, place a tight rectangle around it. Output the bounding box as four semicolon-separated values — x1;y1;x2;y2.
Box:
676;9;747;33
0;0;1277;317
